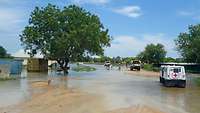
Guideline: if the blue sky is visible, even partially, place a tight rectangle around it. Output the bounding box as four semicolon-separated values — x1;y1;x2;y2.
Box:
0;0;200;58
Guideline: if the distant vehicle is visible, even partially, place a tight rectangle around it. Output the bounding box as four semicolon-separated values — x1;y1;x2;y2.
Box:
104;61;112;70
49;63;69;72
160;65;186;88
130;60;141;71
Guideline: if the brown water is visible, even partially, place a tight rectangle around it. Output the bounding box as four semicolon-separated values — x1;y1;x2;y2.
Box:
0;64;200;113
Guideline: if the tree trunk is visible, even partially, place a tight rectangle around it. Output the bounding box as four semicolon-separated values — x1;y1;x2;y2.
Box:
57;58;70;75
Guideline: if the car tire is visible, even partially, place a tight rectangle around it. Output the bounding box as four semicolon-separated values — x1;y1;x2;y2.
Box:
160;77;162;83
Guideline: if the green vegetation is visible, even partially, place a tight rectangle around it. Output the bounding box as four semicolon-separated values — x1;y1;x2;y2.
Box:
175;24;200;63
0;77;16;81
90;56;135;64
163;57;176;62
134;43;166;72
92;56;125;64
194;77;200;86
20;4;111;73
137;43;167;64
0;45;13;58
143;64;160;72
72;65;96;72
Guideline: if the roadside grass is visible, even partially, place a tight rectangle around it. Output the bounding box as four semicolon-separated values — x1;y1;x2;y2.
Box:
72;65;96;72
143;64;160;72
194;77;200;86
0;76;16;81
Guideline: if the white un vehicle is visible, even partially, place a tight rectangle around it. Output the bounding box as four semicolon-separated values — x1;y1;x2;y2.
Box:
160;65;186;88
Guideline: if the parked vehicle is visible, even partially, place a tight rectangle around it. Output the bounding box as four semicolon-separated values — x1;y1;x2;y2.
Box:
104;61;112;70
130;60;141;71
160;65;186;88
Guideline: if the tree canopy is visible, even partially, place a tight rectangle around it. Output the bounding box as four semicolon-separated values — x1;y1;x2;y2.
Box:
0;46;7;58
20;4;111;72
175;24;200;63
137;43;167;64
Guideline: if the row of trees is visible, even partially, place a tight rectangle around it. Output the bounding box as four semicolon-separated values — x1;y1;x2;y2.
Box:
92;56;133;64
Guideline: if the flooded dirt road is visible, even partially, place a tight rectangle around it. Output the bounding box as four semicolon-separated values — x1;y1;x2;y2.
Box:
0;64;200;113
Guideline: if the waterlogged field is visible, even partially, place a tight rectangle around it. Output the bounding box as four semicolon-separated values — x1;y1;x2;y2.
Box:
0;64;200;113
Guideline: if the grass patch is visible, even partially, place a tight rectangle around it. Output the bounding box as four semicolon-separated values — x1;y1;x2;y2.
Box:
194;77;200;86
143;64;160;72
72;65;96;72
0;76;16;81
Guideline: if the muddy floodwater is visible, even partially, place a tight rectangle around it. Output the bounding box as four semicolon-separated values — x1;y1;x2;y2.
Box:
0;64;200;113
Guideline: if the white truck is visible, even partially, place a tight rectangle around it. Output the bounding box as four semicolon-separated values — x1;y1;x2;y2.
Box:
104;61;112;70
160;65;186;88
130;60;141;71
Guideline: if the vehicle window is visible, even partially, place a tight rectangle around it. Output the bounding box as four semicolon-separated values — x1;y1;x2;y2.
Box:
133;61;140;64
171;68;181;73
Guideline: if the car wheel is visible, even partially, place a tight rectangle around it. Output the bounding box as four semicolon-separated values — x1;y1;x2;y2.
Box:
160;77;162;83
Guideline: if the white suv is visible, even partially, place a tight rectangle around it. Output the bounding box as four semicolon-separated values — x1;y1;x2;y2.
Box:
160;65;186;88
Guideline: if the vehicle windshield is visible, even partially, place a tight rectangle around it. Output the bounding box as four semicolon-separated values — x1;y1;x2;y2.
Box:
133;61;140;64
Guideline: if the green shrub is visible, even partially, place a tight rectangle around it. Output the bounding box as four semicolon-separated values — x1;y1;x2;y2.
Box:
0;76;16;81
194;77;200;86
143;64;160;72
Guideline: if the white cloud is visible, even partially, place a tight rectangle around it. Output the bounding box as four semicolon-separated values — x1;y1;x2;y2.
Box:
71;0;110;5
105;34;177;57
178;11;194;16
178;10;200;20
13;49;43;58
113;6;142;18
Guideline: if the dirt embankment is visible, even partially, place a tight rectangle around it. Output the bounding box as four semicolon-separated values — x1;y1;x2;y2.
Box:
124;69;160;77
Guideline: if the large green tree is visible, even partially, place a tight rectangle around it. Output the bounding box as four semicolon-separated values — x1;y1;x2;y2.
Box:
137;43;167;64
20;4;111;73
175;24;200;63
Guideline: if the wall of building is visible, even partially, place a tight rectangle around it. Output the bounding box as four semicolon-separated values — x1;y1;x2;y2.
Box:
0;59;23;74
27;58;48;72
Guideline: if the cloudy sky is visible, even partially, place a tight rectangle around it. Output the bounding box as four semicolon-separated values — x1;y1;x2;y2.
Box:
0;0;200;58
